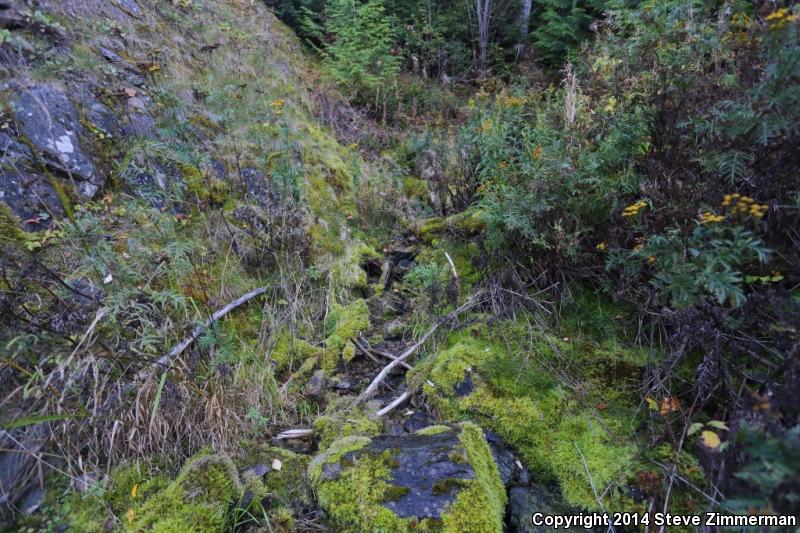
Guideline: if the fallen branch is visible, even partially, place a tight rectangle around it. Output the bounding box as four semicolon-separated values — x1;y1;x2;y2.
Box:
356;336;413;371
274;428;314;440
444;251;458;279
354;293;482;405
139;287;268;379
377;391;409;417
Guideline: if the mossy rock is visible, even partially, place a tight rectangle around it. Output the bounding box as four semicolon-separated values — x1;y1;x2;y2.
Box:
323;299;371;374
413;323;643;513
128;452;246;532
62;464;170;533
239;443;312;512
309;423;506;532
0;202;27;246
416;207;485;244
313;400;382;449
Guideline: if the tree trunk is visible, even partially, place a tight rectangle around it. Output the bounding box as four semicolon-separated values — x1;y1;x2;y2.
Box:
475;0;492;79
517;0;532;55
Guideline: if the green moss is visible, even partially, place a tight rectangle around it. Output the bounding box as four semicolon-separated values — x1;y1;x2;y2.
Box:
180;163;228;205
414;425;451;436
314;401;381;449
64;464;170;533
270;506;296;532
417;323;643;513
381;485;412;502
416;208;485;244
447;207;485;235
128;452;244;532
0;203;26;246
329;241;379;295
240;445;310;511
323;299;371;374
418;217;445;244
311;423;504;532
342;340;357;363
270;330;321;372
440;422;506;533
308;436;372;483
432;478;469;495
402;177;429;202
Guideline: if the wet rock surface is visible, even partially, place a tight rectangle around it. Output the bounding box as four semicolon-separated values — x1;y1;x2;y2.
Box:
10;84;102;199
507;484;591;533
364;431;475;519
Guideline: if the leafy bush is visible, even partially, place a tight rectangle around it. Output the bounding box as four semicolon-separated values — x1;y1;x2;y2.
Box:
637;220;770;307
726;423;800;517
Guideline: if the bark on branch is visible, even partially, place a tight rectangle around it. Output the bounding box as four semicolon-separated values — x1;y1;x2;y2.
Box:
354;293;482;405
139;287;268;379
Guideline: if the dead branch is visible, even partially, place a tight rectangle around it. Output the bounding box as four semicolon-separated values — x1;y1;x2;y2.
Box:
356;336;413;370
354;293;482;405
274;428;314;440
377;391;409;417
138;287;268;380
444;251;458;279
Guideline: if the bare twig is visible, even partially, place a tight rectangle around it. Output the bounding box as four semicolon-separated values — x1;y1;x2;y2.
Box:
138;287;268;379
274;428;314;440
444;251;458;279
377;391;409;417
354;293;482;405
575;443;616;533
356;336;413;370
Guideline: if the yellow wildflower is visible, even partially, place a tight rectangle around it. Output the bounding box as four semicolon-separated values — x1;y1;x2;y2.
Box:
700;212;725;224
622;200;647;218
270;99;286;115
765;8;796;30
596;242;607;251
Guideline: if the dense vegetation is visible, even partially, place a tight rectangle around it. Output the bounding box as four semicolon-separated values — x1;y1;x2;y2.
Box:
1;0;798;531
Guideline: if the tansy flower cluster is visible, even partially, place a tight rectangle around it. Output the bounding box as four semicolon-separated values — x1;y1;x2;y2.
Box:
765;7;799;31
595;242;607;251
270;99;286;115
722;193;768;220
622;200;647;218
499;94;526;108
700;212;725;224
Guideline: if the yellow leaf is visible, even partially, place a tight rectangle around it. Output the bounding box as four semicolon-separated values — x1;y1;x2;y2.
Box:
700;430;721;449
127;508;135;523
660;397;681;416
131;483;139;499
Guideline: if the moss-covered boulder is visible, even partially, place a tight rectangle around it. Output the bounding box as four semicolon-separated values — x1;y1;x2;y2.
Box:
128;452;246;532
323;299;371;374
409;323;643;513
309;423;506;532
